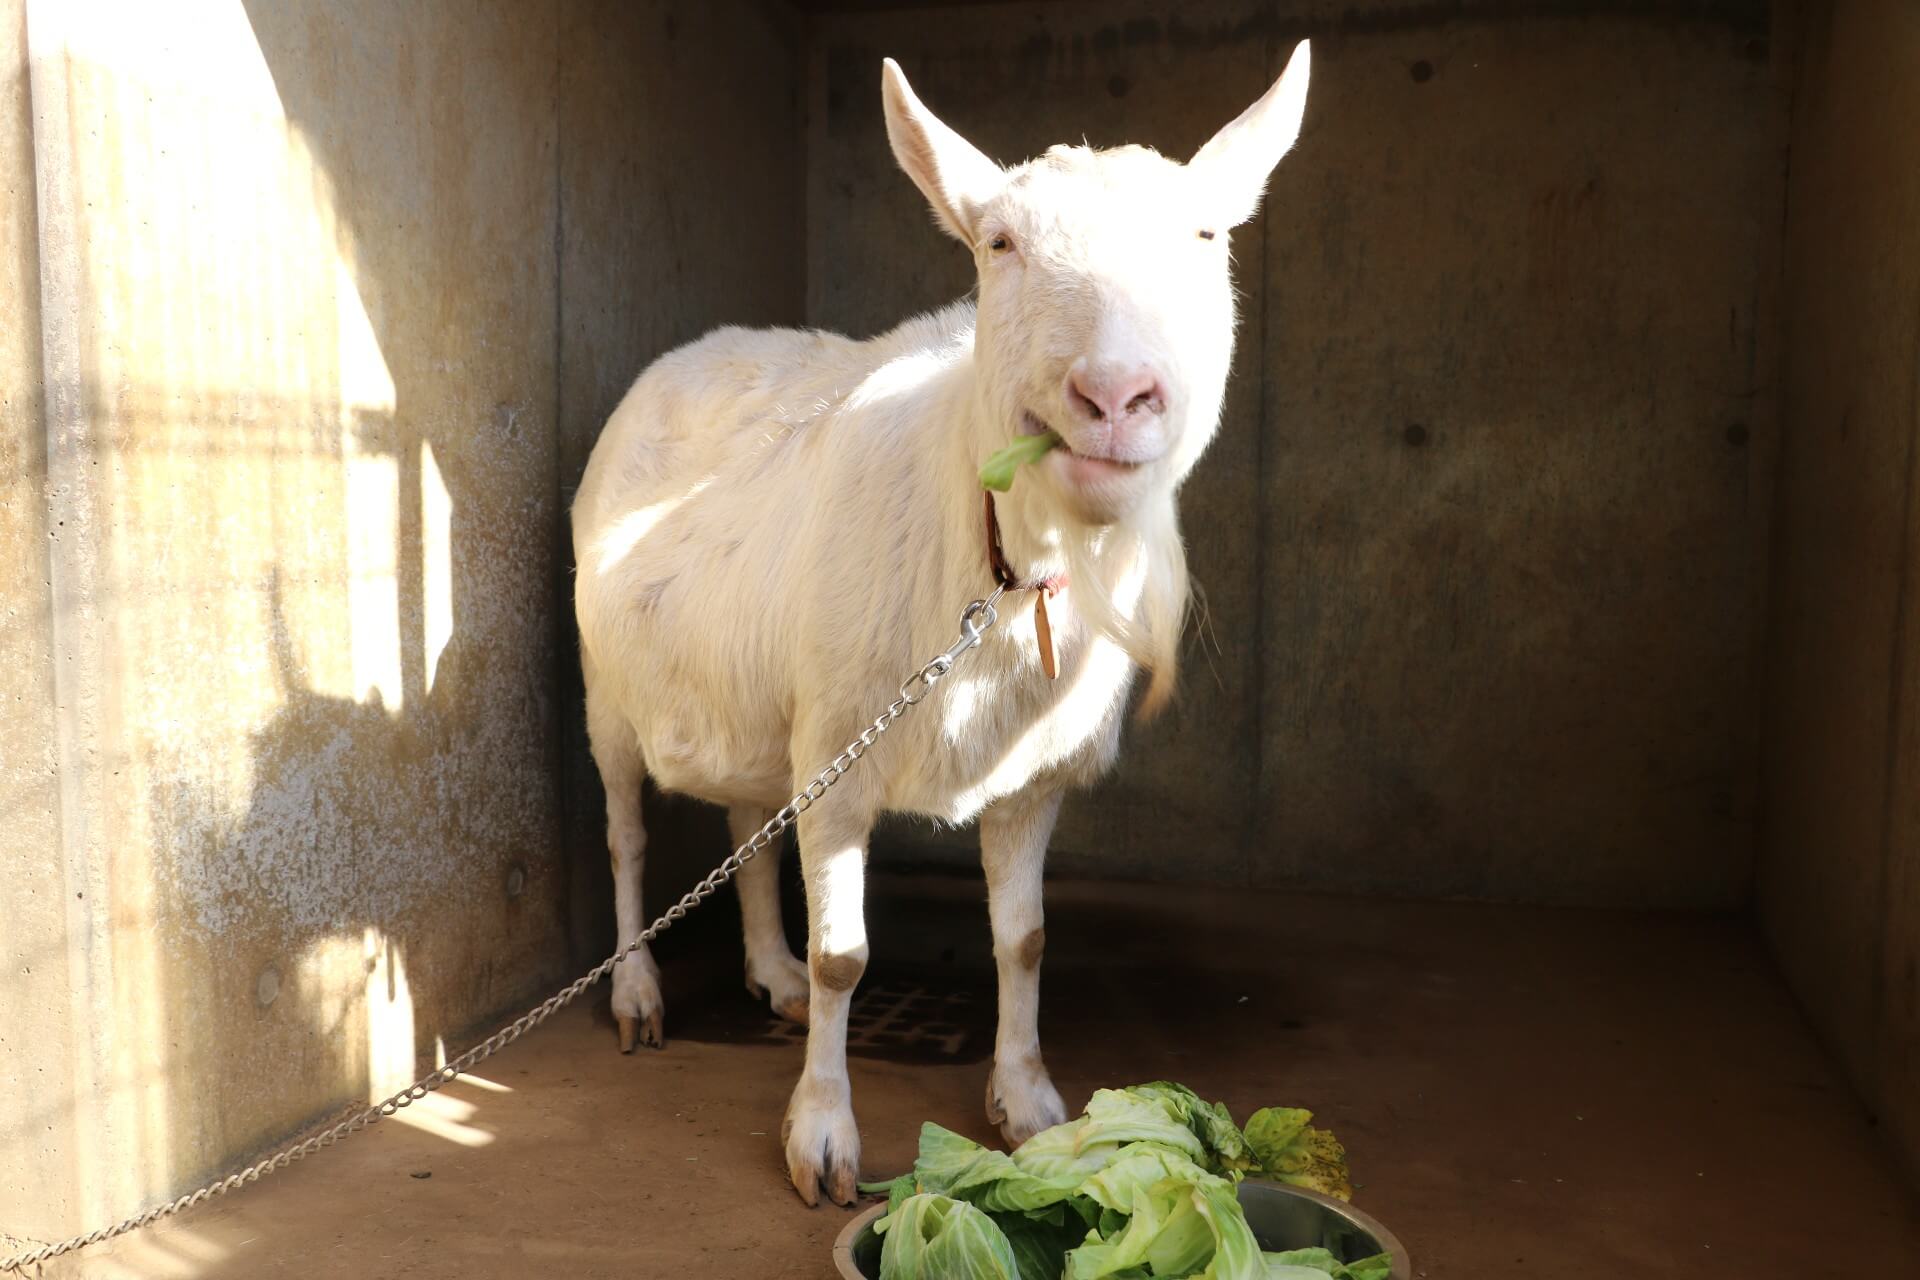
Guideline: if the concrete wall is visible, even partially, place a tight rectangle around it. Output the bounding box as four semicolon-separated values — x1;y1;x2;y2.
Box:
1760;0;1920;1193
1;0;801;1246
809;0;1781;906
1;0;73;1254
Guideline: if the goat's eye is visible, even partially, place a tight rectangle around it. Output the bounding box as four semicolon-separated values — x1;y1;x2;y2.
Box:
1198;229;1217;241
988;233;1013;254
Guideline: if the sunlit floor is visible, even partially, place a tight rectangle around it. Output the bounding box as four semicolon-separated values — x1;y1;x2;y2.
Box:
41;875;1920;1278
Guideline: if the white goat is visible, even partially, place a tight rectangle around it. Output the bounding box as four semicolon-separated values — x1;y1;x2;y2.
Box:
571;44;1312;1205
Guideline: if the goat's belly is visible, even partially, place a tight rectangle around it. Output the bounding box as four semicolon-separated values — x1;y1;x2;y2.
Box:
581;572;798;806
626;688;795;808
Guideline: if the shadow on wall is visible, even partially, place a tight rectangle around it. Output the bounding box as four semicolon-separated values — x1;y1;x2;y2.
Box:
146;559;537;1132
181;0;570;1186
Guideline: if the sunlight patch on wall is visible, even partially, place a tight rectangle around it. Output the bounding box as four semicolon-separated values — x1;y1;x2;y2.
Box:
422;441;453;693
361;929;416;1104
339;261;405;712
335;256;398;418
345;440;404;712
292;928;422;1111
54;0;279;104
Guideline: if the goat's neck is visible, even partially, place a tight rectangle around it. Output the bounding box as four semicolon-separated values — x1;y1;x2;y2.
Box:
935;371;1071;591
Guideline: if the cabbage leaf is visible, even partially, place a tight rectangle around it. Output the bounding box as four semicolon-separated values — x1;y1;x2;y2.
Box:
879;1193;1020;1280
1243;1108;1353;1202
979;431;1062;492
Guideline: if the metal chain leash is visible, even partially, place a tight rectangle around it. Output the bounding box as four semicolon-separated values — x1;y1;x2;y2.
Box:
0;587;1006;1274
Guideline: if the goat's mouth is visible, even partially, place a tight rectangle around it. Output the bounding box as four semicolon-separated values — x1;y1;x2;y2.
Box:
1021;410;1155;476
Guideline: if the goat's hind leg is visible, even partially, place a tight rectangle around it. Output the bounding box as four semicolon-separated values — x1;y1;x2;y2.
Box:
732;805;810;1025
587;687;664;1052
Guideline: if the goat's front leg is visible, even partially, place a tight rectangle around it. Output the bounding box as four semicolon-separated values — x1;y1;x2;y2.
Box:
981;788;1068;1145
783;791;874;1205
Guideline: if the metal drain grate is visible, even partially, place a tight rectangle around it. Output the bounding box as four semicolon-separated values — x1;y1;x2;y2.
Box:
755;977;987;1062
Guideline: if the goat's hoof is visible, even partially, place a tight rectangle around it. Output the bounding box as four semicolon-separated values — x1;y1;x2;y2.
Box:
787;1145;860;1208
615;1012;664;1053
746;951;812;1026
612;947;665;1052
988;1062;1067;1147
785;1079;861;1207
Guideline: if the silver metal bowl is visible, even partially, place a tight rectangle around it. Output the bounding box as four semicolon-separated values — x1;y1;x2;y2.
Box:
832;1179;1411;1278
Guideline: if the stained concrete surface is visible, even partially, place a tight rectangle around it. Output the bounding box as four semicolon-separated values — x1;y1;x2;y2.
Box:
0;0;76;1248
1759;0;1920;1194
1;0;801;1242
42;876;1920;1278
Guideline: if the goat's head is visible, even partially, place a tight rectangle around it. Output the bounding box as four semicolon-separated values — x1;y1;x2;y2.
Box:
882;43;1311;526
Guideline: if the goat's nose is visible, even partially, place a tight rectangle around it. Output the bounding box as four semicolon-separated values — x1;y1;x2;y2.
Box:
1066;364;1167;423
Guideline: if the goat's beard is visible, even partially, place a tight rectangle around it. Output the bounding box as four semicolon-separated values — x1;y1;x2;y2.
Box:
1054;493;1190;719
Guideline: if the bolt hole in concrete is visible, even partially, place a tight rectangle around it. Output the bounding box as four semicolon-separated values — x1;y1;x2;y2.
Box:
1409;58;1434;83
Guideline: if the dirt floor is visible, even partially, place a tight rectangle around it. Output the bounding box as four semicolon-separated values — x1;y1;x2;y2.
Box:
37;873;1920;1278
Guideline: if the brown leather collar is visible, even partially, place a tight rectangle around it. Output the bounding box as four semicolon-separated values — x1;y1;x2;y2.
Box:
983;490;1063;679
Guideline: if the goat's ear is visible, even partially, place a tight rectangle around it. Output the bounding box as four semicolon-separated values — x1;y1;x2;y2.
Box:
1189;40;1311;227
882;58;1003;245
